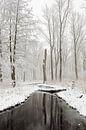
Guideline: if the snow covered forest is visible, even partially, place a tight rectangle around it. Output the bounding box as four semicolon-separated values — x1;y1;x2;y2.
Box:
0;0;86;86
1;1;86;128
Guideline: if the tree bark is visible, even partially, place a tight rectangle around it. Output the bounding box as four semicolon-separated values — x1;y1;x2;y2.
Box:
9;18;13;83
55;59;59;80
59;24;62;81
43;49;47;83
74;44;78;80
0;29;2;82
12;0;19;87
54;51;59;80
50;48;54;80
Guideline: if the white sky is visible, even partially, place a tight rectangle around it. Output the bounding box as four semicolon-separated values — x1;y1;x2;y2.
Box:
31;0;85;18
31;0;54;17
31;0;85;47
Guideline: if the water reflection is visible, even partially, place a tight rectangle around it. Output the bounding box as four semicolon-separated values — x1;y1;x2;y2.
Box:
0;92;86;130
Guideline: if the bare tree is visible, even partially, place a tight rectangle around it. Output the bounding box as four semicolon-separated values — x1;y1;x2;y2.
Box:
0;29;2;82
7;0;19;86
71;12;85;80
0;0;4;82
8;6;13;85
54;36;59;80
43;7;55;80
42;6;61;80
52;14;60;80
12;0;20;87
55;0;71;81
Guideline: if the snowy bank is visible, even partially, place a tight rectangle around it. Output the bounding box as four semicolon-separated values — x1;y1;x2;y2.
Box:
0;82;86;118
0;83;39;112
57;87;86;117
0;82;65;112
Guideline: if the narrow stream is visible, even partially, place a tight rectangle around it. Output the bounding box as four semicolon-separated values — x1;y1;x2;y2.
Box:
0;92;86;130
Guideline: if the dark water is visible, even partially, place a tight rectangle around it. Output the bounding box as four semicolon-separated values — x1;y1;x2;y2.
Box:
0;92;86;130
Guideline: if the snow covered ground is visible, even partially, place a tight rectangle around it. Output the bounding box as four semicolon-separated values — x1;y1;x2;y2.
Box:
0;82;86;117
0;82;66;112
0;83;39;111
57;87;86;117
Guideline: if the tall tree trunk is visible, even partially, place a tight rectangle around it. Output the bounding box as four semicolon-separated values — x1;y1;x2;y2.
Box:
55;62;58;80
74;44;78;80
59;25;62;81
12;0;19;87
12;34;16;86
54;48;59;80
0;29;2;82
50;48;54;80
9;19;13;83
